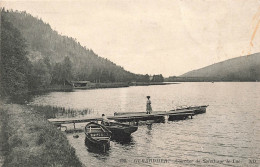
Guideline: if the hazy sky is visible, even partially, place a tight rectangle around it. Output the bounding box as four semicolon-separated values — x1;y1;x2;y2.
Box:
2;0;260;76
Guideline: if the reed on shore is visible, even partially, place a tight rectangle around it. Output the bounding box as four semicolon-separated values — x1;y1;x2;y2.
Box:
31;105;94;119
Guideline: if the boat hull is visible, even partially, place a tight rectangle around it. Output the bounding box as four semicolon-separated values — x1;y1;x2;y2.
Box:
168;114;190;121
103;122;138;138
84;122;111;152
109;126;138;137
178;105;208;114
85;136;110;152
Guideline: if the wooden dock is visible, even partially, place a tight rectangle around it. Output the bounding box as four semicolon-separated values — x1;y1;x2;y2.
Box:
48;107;205;128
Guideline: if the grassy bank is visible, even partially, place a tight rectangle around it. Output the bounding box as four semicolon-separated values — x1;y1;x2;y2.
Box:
0;102;83;167
0;104;8;166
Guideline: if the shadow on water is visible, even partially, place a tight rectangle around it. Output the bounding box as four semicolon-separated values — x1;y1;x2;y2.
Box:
111;135;135;145
168;116;190;121
145;124;153;144
146;124;153;137
147;123;153;131
86;147;111;156
86;147;110;161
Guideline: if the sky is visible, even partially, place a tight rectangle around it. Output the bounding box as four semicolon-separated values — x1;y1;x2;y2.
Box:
2;0;260;77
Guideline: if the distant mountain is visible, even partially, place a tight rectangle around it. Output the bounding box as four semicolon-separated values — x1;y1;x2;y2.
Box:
2;9;146;83
167;53;260;82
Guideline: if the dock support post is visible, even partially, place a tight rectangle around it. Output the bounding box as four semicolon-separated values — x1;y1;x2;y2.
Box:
191;115;193;119
73;122;76;129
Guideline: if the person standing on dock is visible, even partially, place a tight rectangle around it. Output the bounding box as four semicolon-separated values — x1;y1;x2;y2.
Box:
146;96;152;114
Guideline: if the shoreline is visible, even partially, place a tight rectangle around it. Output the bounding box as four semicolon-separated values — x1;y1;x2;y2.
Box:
28;82;178;94
6;82;178;104
0;101;83;167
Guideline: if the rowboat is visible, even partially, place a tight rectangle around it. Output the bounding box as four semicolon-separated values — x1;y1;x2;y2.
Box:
173;105;208;114
84;122;112;152
102;121;138;139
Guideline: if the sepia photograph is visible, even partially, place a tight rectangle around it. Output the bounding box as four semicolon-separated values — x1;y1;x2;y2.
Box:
0;0;259;166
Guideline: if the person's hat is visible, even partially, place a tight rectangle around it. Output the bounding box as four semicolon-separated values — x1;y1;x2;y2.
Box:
147;96;150;98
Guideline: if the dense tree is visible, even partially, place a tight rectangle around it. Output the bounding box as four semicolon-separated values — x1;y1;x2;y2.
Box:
100;70;110;82
62;56;73;84
0;10;31;96
51;63;63;84
51;57;72;85
136;74;150;82
151;74;164;82
29;59;52;89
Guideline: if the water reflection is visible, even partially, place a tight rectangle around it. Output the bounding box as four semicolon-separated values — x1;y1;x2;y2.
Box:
145;124;153;146
88;148;110;160
147;124;152;131
111;135;134;145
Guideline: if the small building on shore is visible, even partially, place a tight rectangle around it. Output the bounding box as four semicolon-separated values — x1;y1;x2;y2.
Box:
71;81;91;89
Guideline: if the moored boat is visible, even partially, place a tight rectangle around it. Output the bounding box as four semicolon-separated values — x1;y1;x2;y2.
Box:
102;121;138;139
84;122;112;152
174;105;208;114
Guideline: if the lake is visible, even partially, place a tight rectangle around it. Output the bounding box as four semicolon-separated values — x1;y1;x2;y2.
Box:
30;82;260;167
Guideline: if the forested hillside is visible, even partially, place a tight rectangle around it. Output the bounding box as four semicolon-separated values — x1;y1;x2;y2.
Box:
1;10;31;96
1;9;165;97
2;9;152;87
179;53;260;81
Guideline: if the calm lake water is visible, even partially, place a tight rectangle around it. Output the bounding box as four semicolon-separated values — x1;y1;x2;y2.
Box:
30;83;260;167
